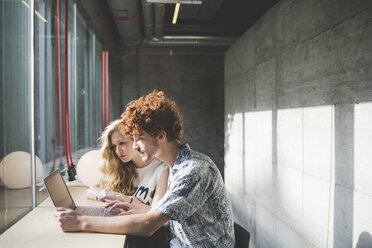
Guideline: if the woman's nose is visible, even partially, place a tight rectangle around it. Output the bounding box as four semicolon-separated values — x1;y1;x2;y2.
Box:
115;145;122;154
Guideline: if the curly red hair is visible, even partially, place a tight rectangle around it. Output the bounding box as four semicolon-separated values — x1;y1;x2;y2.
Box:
120;90;183;142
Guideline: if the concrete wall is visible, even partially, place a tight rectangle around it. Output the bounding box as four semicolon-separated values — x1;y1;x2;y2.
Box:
114;50;225;173
224;0;372;247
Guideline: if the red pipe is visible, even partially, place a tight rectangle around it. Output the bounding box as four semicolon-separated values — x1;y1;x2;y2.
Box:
106;51;109;126
105;15;109;126
102;51;105;130
56;0;63;164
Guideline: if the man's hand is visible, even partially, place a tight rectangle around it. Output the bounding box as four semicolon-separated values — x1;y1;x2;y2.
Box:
105;198;151;215
53;207;83;232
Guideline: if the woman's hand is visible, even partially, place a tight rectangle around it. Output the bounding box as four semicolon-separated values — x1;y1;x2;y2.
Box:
86;186;101;200
96;189;127;202
105;197;151;215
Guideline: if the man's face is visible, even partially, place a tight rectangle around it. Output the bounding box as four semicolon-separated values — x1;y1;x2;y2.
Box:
132;131;160;162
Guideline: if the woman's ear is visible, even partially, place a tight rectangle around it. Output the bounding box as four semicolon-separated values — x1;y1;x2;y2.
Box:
157;130;167;142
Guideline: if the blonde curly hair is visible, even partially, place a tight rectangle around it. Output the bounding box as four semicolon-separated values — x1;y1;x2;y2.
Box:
99;119;137;195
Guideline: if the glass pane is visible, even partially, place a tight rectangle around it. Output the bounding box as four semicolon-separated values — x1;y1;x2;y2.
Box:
0;0;33;233
34;0;54;205
35;0;104;201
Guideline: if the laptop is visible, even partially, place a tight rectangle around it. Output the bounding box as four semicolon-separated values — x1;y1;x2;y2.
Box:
44;169;119;216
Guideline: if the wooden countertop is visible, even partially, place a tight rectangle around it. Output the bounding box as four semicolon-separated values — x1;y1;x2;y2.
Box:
0;186;126;248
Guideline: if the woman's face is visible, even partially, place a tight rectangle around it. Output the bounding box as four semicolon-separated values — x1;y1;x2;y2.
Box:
110;131;136;163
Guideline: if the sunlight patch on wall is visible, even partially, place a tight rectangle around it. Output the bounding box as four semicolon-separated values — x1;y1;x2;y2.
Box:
277;105;334;247
244;110;272;204
303;105;334;248
277;108;303;232
225;113;244;191
225;110;272;201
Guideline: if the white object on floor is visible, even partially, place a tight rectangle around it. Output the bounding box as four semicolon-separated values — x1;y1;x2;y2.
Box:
76;150;103;187
0;151;43;188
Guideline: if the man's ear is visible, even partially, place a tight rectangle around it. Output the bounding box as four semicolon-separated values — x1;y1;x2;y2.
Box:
157;130;167;142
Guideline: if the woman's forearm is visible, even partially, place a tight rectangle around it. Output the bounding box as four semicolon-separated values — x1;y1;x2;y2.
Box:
116;193;131;202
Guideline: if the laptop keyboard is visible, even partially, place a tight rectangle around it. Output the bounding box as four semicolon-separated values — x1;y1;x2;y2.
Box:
76;206;106;216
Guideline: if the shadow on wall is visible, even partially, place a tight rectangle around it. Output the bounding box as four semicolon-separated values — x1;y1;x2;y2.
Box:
356;232;372;248
334;104;354;248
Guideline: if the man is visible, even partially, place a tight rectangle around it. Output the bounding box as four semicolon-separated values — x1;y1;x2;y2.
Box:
54;90;235;247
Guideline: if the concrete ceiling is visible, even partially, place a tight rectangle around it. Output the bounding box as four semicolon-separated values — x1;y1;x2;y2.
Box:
75;0;279;49
163;0;279;37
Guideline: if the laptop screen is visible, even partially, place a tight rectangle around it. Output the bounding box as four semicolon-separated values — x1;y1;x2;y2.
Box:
44;170;76;209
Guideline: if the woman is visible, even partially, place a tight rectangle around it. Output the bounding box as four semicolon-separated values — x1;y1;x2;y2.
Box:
87;119;171;247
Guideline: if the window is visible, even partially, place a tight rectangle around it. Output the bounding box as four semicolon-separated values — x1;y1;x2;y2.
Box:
0;0;105;233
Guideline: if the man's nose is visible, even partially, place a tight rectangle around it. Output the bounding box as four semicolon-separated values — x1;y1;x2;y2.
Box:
132;140;138;151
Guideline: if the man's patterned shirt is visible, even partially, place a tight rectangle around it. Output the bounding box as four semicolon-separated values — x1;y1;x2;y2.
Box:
152;144;235;247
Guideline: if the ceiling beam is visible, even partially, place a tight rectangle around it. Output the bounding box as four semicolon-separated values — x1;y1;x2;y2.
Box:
146;0;202;4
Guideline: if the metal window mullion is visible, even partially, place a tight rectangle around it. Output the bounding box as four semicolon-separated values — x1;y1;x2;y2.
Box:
30;0;37;209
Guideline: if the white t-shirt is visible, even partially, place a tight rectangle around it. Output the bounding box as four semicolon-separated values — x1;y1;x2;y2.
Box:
131;159;168;206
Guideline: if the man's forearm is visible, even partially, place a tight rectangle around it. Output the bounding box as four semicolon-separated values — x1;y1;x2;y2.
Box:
80;210;168;236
